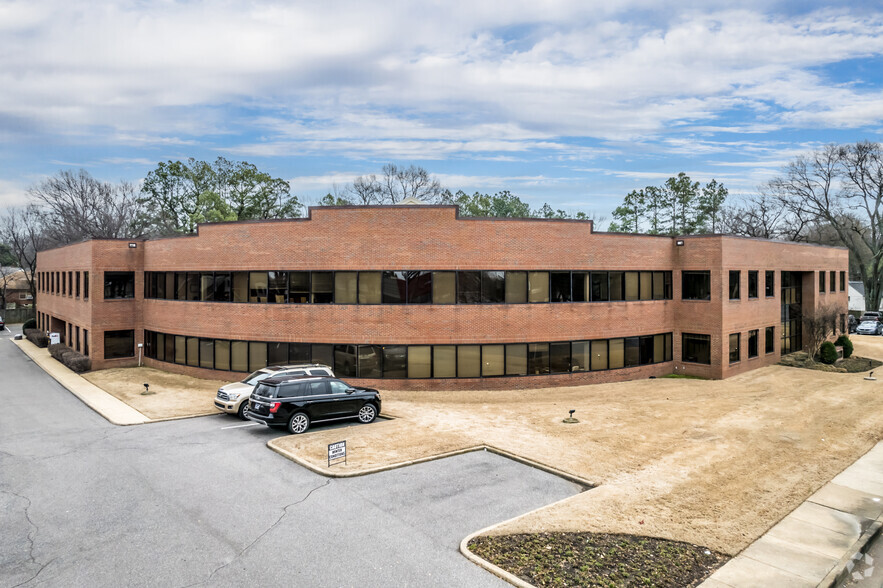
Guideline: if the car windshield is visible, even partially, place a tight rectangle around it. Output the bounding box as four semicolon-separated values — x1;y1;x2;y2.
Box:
860;321;877;327
242;370;273;385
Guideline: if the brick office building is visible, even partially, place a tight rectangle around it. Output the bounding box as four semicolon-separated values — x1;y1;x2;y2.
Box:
35;205;848;390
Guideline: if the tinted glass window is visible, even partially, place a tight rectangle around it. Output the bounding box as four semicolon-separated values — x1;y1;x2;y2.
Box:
457;345;481;377
328;381;350;395
268;271;288;303
528;343;549;375
289;272;310;303
624;337;640;367
550;272;571;302
104;272;135;299
482;345;504;376
311;272;333;303
729;271;740;299
382;271;406;303
359;345;382;378
358;272;382;304
609;272;624;301
591;272;609;301
267;342;288;366
457;271;481;304
308;368;333;376
214;340;230;370
104;329;135;359
682;333;711;364
187;273;201;301
682;271;711;300
289;343;311;363
200;273;214;301
200;339;213;369
765;327;775;353
277;383;306;398
249;272;268;303
729;333;740;362
335;272;357;304
407;271;432;304
383;345;408;378
311;344;333;369
748;330;758;358
232;272;248;302
253;383;275;398
186;337;199;367
431;272;455;304
505;271;527;303
308;381;328;396
528;272;549;303
433;345;456;377
214;273;232;302
639;272;652;301
549;342;570;373
765;271;775;297
572;272;589;302
408;346;432;378
748;271;758;298
481;271;505;303
505;344;527;375
334;345;358;377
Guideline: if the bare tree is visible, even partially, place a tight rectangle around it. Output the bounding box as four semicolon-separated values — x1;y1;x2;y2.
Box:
0;265;20;309
345;164;446;205
801;303;844;359
0;205;47;301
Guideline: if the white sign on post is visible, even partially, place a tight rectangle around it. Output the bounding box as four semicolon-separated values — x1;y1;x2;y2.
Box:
49;332;60;345
328;441;346;467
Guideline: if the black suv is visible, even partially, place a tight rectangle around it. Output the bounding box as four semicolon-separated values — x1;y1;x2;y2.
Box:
247;376;381;434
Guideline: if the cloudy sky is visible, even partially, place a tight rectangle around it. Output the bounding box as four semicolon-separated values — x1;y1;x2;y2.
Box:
1;0;881;224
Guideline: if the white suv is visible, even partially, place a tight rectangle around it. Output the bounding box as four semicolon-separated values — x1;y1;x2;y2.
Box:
215;364;334;419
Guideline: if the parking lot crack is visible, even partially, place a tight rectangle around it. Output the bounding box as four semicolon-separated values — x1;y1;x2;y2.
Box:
2;488;54;588
181;479;332;587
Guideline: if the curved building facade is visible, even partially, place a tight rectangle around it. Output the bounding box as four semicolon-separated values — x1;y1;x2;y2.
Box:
35;205;848;389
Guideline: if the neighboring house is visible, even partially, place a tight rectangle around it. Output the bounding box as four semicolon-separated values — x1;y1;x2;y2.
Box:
0;268;32;309
847;280;883;315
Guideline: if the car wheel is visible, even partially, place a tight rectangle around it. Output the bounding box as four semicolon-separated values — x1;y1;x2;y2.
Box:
357;403;377;424
237;401;249;420
288;412;310;434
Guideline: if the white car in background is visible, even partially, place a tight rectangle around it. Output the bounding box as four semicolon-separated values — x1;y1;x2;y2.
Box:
856;321;883;336
214;363;334;419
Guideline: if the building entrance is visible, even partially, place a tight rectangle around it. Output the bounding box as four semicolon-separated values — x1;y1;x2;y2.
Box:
781;271;802;353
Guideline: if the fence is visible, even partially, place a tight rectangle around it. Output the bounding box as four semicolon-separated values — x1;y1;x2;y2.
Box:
2;307;35;324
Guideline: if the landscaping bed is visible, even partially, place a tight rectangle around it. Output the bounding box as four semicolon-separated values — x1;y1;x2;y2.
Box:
778;350;882;373
468;532;727;587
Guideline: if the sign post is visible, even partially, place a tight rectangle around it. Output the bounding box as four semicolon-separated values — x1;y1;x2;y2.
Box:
327;441;346;467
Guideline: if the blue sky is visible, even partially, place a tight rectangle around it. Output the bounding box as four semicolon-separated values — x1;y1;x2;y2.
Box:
1;1;882;227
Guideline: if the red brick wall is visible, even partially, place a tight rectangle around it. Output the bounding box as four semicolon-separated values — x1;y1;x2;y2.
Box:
35;207;850;386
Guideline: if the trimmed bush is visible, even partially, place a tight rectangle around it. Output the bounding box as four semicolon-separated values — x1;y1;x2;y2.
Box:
22;318;36;331
48;343;71;361
835;335;854;359
819;341;838;365
62;350;91;373
24;328;49;348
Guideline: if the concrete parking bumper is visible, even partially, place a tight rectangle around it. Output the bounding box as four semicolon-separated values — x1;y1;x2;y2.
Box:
11;338;150;425
702;442;883;588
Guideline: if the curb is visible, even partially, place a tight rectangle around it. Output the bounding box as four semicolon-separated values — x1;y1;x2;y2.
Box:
820;516;883;588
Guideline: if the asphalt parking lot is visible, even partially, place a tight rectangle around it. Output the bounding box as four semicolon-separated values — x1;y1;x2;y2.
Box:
0;325;582;587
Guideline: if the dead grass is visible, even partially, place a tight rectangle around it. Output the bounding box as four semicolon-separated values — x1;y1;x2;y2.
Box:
272;335;883;556
82;366;228;419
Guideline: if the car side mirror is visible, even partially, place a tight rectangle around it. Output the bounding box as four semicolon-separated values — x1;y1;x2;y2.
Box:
346;388;356;394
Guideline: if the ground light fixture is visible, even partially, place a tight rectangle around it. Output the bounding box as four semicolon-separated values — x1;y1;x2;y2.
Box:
142;382;153;395
563;409;579;424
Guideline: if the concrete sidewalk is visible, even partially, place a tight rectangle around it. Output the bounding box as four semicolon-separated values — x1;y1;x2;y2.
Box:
11;338;150;425
702;442;883;587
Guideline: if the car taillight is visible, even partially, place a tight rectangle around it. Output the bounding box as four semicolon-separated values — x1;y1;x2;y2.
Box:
269;402;281;413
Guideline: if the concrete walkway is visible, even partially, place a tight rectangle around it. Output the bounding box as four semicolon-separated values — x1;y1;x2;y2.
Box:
11;338;150;425
702;442;883;587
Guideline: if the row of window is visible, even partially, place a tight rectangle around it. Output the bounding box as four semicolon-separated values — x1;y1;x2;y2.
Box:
35;312;90;356
820;270;846;294
38;270;90;299
143;270;674;305
682;327;776;365
143;330;674;378
727;270;774;300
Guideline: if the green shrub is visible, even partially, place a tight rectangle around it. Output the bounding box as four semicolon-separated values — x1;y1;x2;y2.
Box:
24;328;49;348
22;318;36;330
835;335;854;359
819;341;838;365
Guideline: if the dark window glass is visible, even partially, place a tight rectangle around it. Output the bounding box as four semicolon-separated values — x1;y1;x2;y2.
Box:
481;271;505;303
571;341;590;372
682;333;711;364
840;271;845;291
748;330;758;358
104;329;135;359
176;272;188;300
528;343;550;375
665;333;672;361
383;345;408;378
268;271;288;303
289;272;310;303
334;345;358;377
729;333;740;363
729;271;740;300
748;271;758;298
267;342;288;366
311;272;333;303
187;273;201;301
550;272;572;302
407;271;432;304
382;271;407;303
819;270;825;293
104;272;135;299
214;273;232;302
359;345;382;378
457;271;481;303
765;270;775;297
830;271;835;292
549;342;571;373
591;272;609;301
765;327;775;354
664;272;672;299
311;344;333;368
682;271;711;300
147;272;156;298
165;273;175;300
164;332;174;362
624;337;640;367
289;343;311;364
609;271;624;301
639;336;654;365
572;272;589;302
277;383;306;399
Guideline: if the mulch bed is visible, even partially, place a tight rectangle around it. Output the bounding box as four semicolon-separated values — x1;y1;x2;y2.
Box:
468;532;728;587
778;351;882;373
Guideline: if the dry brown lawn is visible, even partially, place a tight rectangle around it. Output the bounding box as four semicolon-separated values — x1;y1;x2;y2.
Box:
272;335;883;555
83;366;228;420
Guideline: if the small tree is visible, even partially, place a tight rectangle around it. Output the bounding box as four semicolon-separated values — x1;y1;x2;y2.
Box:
802;303;844;359
835;334;854;358
819;341;838;365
